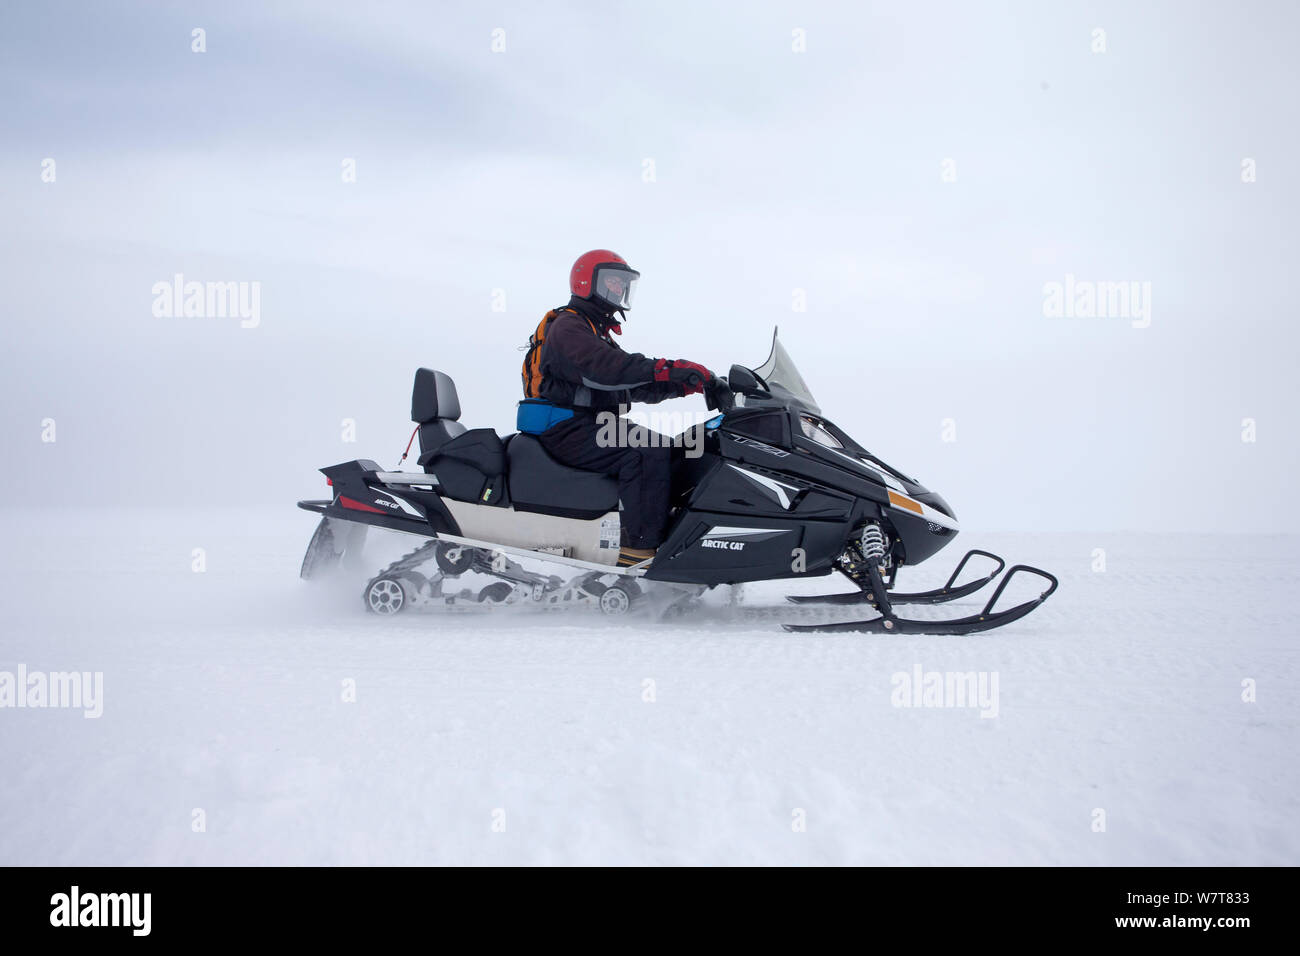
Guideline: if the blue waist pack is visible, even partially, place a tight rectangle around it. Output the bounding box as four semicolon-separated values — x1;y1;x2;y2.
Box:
516;399;575;435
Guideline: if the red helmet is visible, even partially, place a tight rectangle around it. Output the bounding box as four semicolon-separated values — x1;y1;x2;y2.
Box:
570;249;640;312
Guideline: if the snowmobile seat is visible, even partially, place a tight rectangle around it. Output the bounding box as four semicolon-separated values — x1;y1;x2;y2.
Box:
412;367;467;456
420;428;509;506
506;434;620;520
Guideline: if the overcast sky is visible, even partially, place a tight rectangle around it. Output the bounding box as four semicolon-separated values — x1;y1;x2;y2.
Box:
2;0;1296;532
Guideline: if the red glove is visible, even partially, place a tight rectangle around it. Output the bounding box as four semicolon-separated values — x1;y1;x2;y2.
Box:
654;359;712;395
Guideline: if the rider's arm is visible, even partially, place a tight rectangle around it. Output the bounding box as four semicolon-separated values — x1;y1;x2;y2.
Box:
543;313;661;392
627;379;681;404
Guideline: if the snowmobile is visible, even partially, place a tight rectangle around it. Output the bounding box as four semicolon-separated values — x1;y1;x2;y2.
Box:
297;331;1057;634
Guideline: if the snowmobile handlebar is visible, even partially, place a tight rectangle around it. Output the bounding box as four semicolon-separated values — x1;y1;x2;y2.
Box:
704;375;735;414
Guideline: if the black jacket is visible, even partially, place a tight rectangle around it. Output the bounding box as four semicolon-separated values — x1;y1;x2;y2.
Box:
538;298;680;411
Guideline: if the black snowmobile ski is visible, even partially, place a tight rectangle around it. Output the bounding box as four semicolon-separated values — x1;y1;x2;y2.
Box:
783;563;1058;635
786;549;1006;606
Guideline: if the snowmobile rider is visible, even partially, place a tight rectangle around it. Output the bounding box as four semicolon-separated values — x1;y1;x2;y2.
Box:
520;250;713;567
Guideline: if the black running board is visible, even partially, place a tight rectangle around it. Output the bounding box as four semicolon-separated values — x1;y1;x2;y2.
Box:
784;565;1058;635
786;549;1006;607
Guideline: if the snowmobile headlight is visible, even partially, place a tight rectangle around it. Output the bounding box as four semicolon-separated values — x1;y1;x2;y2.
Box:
799;416;843;449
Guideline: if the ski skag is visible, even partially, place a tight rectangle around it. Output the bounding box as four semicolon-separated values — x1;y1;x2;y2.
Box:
786;548;1006;607
784;561;1058;635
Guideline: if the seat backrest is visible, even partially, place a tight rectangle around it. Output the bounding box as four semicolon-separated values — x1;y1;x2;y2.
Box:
412;369;465;458
418;420;468;459
411;368;461;424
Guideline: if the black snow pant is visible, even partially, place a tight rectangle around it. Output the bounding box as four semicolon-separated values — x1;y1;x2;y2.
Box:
539;413;674;549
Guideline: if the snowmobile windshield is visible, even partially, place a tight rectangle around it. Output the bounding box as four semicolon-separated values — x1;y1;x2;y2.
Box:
591;265;639;311
752;330;820;415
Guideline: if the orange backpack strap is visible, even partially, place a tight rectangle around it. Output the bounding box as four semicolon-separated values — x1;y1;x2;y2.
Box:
521;310;558;398
521;308;607;398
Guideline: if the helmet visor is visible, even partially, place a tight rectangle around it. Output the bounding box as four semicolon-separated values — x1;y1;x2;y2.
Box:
592;265;639;310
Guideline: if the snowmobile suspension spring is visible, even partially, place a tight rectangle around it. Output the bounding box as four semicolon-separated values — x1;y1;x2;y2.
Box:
860;524;886;561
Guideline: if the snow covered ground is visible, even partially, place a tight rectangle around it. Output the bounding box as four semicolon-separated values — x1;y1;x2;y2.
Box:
0;506;1295;866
